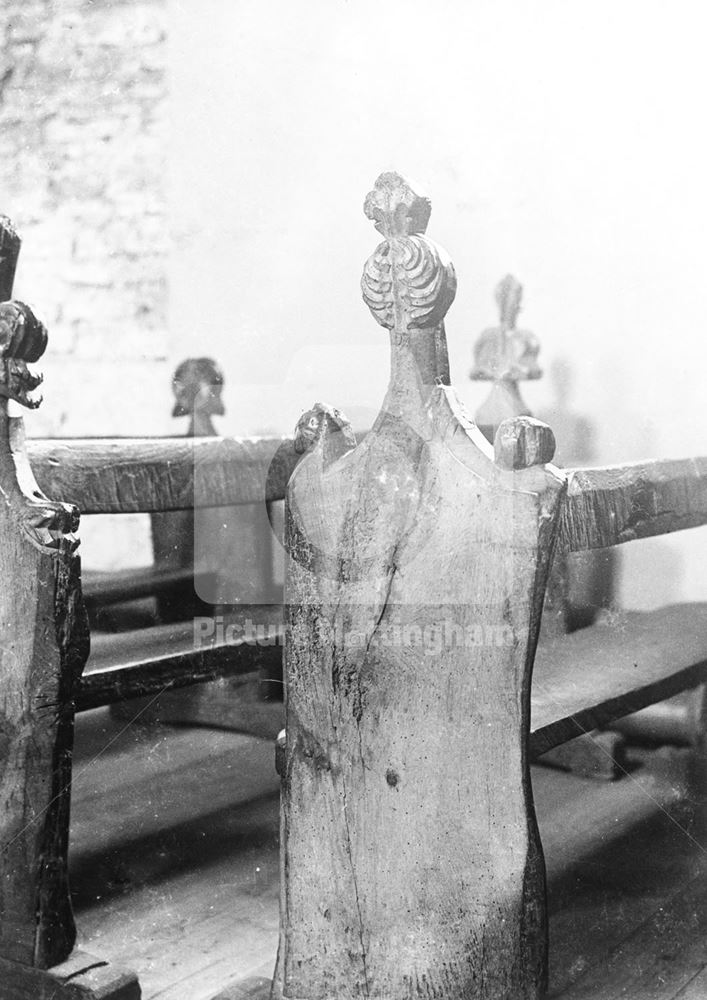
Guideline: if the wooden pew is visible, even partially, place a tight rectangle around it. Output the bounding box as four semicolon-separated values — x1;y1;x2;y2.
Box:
80;352;285;730
272;172;707;1000
2;174;706;998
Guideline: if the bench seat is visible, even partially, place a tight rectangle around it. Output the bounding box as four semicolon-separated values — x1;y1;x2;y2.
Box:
80;602;707;770
531;602;707;757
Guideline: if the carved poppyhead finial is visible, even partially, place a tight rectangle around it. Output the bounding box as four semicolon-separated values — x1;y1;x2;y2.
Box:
470;274;541;384
172;356;225;419
495;274;523;330
363;172;432;239
361;173;456;334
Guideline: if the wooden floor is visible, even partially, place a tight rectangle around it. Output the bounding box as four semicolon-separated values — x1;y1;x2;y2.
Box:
70;707;707;1000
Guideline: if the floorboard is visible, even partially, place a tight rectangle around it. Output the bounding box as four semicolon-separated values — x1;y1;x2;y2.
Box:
69;709;707;1000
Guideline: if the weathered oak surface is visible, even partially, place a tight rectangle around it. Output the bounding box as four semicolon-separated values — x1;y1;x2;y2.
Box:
0;219;89;970
27;435;302;512
83;565;200;605
530;603;707;757
560;457;707;552
65;705;706;1000
28;440;707;554
275;173;564;1000
76;601;707;757
78;609;283;711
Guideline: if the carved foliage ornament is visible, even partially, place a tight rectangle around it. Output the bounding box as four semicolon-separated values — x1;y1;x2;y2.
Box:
0;300;47;408
0;217;78;555
361;172;457;332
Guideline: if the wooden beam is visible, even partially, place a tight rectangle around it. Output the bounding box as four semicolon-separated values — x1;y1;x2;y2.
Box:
559;457;707;553
27;435;301;513
82;565;203;605
77;610;283;711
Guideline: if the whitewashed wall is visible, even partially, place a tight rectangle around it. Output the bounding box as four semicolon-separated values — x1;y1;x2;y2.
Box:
4;0;705;601
168;0;707;605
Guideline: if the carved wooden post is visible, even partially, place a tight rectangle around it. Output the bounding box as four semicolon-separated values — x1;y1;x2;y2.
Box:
0;217;84;969
153;354;276;616
0;217;138;997
469;274;541;442
274;175;566;1000
151;356;227;623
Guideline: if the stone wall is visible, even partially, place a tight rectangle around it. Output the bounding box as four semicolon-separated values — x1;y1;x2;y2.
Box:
0;0;170;437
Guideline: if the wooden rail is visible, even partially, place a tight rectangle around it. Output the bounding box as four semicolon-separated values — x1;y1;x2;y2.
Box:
77;609;283;711
27;435;300;512
560;457;707;552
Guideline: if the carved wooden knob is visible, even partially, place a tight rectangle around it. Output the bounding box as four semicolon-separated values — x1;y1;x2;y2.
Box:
494;416;556;470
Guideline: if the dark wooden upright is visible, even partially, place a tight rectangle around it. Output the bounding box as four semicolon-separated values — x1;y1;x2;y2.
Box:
274;175;566;999
0;217;86;969
0;217;138;998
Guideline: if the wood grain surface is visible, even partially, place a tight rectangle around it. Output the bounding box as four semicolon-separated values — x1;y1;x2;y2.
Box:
559;458;707;552
0;220;89;970
530;604;707;756
27;435;302;513
275;173;565;1000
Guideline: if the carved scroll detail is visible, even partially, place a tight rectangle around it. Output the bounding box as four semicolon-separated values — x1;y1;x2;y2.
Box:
0;320;78;554
0;301;47;407
361;235;456;331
